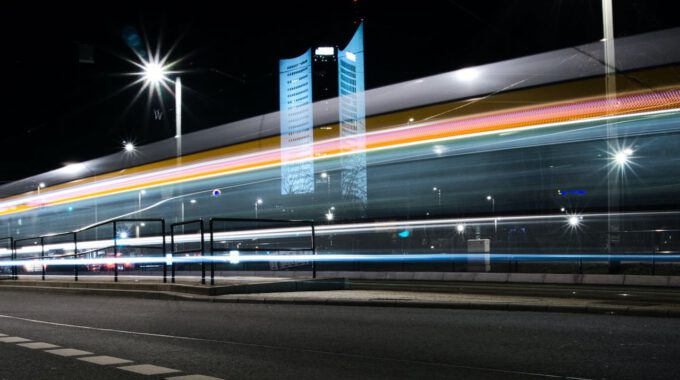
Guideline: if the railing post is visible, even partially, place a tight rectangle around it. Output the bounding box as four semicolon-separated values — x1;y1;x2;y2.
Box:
113;221;118;282
11;238;17;280
73;232;78;281
209;219;215;286
200;220;206;285
162;220;167;283
311;223;316;279
168;221;175;284
40;237;45;281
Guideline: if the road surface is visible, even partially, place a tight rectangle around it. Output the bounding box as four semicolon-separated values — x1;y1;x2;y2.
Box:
0;289;679;379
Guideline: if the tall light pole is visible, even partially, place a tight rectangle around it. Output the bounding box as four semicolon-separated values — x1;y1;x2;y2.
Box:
141;63;182;161
433;187;442;207
255;198;263;219
486;195;495;215
175;77;182;161
321;172;331;206
36;182;46;202
138;189;146;210
487;195;497;235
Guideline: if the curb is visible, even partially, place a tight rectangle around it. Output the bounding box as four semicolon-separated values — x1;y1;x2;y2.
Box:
1;284;678;318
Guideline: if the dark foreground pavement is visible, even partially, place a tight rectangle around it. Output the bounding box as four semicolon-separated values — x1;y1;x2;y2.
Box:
0;290;679;379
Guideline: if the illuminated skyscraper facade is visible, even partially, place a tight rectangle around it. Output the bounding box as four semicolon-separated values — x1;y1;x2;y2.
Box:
279;49;314;195
338;23;367;207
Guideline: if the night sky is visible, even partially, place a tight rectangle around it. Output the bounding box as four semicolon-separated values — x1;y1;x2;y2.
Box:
1;0;677;182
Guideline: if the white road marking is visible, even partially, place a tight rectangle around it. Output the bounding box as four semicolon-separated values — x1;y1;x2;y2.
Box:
166;375;224;380
18;342;60;349
0;313;595;380
118;364;181;375
45;348;93;357
78;355;133;365
0;336;31;343
0;333;7;337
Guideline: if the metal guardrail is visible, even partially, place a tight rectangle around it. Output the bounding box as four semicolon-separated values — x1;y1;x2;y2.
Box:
4;217;317;284
5;214;676;282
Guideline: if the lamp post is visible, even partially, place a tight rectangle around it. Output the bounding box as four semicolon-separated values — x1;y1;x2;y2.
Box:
255;198;263;219
321;172;331;209
486;195;495;215
486;195;497;235
36;182;46;203
433;187;442;207
138;189;146;211
141;63;182;160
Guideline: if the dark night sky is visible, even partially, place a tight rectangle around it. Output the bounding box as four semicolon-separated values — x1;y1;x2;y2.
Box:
1;0;677;182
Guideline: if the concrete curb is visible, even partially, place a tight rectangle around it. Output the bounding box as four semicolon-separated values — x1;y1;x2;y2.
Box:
0;278;347;296
1;284;678;319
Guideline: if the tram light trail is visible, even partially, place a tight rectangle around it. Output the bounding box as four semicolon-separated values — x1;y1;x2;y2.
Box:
1;88;679;217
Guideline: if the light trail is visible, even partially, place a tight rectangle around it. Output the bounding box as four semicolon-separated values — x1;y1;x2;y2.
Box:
1;253;679;270
1;87;679;217
0;212;677;263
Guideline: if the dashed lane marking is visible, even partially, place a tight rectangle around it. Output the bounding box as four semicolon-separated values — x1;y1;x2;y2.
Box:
0;333;7;337
45;348;93;357
17;342;60;349
78;355;133;365
0;336;31;343
166;375;224;380
0;313;595;380
118;364;181;376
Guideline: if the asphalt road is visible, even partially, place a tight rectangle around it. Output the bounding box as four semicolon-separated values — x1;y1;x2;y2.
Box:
0;289;679;379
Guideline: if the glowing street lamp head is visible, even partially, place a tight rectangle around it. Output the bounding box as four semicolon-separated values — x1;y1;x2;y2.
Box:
615;151;629;165
613;147;634;167
486;195;493;201
256;198;263;205
143;62;168;85
568;216;580;227
124;142;135;152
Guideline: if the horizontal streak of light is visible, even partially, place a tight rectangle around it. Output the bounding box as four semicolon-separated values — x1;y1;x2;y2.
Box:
1;88;679;216
2;253;680;269
1;211;678;257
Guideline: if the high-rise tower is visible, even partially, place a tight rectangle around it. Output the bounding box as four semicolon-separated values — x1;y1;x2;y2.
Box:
279;49;315;195
338;22;367;208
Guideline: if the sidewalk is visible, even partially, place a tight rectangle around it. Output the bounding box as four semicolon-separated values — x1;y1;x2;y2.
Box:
215;289;680;318
2;277;680;318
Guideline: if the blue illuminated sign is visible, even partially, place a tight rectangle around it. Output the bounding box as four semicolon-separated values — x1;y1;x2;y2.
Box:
397;230;410;238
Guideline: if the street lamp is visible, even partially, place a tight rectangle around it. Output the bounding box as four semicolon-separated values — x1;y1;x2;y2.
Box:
320;172;331;204
486;195;495;215
255;198;263;219
140;59;182;159
138;189;146;210
433;187;442;207
486;195;497;235
123;141;135;152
